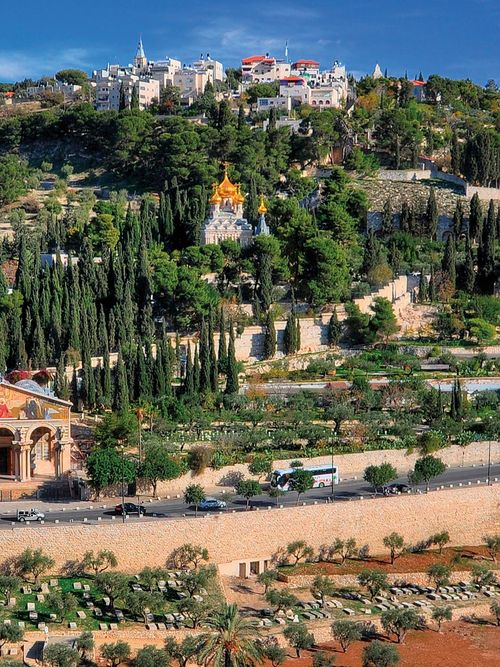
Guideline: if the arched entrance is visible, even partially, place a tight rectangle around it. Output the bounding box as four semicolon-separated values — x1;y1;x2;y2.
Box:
0;428;15;478
29;427;56;478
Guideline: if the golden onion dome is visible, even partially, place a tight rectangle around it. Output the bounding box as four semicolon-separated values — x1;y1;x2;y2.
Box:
258;193;268;215
217;162;238;199
234;183;245;205
209;182;222;204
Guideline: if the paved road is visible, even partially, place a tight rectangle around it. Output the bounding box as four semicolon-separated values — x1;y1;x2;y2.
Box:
0;464;498;529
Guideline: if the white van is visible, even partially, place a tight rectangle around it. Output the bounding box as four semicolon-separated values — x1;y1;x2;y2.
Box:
16;508;45;523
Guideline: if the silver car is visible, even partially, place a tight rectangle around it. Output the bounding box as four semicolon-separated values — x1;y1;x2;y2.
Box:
17;508;45;523
199;497;227;511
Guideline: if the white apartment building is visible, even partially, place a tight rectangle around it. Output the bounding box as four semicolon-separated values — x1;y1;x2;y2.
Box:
291;59;321;84
95;74;159;111
150;58;182;87
241;55;291;84
26;80;82;98
279;77;311;104
173;68;211;97
192;54;224;82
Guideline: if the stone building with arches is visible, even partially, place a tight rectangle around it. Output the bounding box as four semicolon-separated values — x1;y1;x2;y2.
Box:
0;380;73;483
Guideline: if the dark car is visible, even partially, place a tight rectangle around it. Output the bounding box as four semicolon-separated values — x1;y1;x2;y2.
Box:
114;503;146;516
383;483;412;496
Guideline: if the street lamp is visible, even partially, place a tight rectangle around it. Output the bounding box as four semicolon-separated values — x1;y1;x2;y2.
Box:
331;430;336;500
120;445;126;524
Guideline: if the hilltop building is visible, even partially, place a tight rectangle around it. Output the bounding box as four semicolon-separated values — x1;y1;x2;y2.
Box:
200;165;269;247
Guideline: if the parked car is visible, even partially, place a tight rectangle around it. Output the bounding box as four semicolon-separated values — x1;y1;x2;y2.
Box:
114;503;146;516
383;483;412;496
199;497;227;511
17;508;45;523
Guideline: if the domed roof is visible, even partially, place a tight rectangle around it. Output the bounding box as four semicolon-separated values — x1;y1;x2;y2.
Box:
217;163;239;200
258;193;268;214
15;379;50;395
209;182;222;204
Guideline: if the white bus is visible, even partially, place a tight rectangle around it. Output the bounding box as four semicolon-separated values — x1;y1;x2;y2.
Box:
270;464;339;491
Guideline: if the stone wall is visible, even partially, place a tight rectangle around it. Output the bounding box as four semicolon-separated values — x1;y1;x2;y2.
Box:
153;441;500;497
0;486;497;573
279;571;476;589
466;184;500;201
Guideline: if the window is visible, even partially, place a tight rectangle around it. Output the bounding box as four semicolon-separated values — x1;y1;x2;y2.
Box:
35;440;50;461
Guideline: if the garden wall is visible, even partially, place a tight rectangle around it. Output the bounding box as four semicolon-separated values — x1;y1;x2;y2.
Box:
153;441;500;497
0;486;497;574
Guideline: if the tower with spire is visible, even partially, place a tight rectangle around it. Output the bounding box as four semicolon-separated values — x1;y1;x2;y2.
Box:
255;194;270;236
134;36;148;70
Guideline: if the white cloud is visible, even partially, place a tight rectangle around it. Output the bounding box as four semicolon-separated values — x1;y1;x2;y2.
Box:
0;48;92;81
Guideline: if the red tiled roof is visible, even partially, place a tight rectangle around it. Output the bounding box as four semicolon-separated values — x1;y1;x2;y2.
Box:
1;92;14;97
242;55;267;64
281;76;306;83
411;80;426;86
292;60;320;67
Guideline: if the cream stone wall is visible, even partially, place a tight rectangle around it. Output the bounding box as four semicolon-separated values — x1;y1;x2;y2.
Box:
152;441;500;497
0;486;497;574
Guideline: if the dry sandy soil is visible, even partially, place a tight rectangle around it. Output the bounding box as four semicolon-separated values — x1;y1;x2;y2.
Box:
280;621;500;667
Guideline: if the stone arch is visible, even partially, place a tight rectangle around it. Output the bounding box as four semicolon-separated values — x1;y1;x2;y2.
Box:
0;428;15;478
29;425;57;478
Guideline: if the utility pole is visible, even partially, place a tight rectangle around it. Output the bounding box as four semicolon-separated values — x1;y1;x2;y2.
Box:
120;445;126;524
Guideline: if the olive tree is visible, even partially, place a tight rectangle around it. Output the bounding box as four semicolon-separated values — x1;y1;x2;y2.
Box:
432;606;452;631
383;533;405;565
283;622;315;657
427;564;451;591
362;641;400;667
331;619;361;652
311;575;335;607
286;540;314;564
82;550;118;576
381;608;423;643
357;569;389;600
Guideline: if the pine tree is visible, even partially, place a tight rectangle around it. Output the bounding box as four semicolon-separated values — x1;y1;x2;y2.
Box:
450;130;461;175
263;311;276;359
469;193;483;241
237;105;245;131
426;187;439;239
225;322;239;395
442;235;457;288
327;308;342;346
217;309;227;375
381;199;393;237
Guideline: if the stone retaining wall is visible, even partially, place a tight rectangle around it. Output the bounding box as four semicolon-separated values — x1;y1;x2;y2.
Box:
0;486;497;573
279;571;475;589
152;441;500;497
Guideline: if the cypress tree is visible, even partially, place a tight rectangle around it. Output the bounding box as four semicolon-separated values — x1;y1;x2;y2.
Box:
496;206;500;241
70;365;79;410
208;311;218;393
452;200;464;238
225;322;239;395
113;348;129;413
450;130;461;175
442;235;457;288
237;104;245;131
119;82;127;111
0;315;7;373
283;311;298;355
400;201;410;233
408;205;418;236
193;345;201;395
94;361;103;408
263;311;276;359
328;307;342;346
429;265;437;302
175;332;181;378
487;199;496;234
54;355;69;400
381;199;393;237
258;253;273;313
135;238;154;342
134;344;150;402
246;176;259;227
158;191;174;247
462;232;476;293
477;212;496;293
199;318;211;394
469;193;482;241
184;342;194;396
130;84;139;110
296;314;301;353
154;343;166;398
218;309;227;375
418;270;428;303
102;339;112;408
426;187;439;239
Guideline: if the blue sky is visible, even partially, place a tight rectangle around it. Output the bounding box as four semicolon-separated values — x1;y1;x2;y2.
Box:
1;0;499;83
